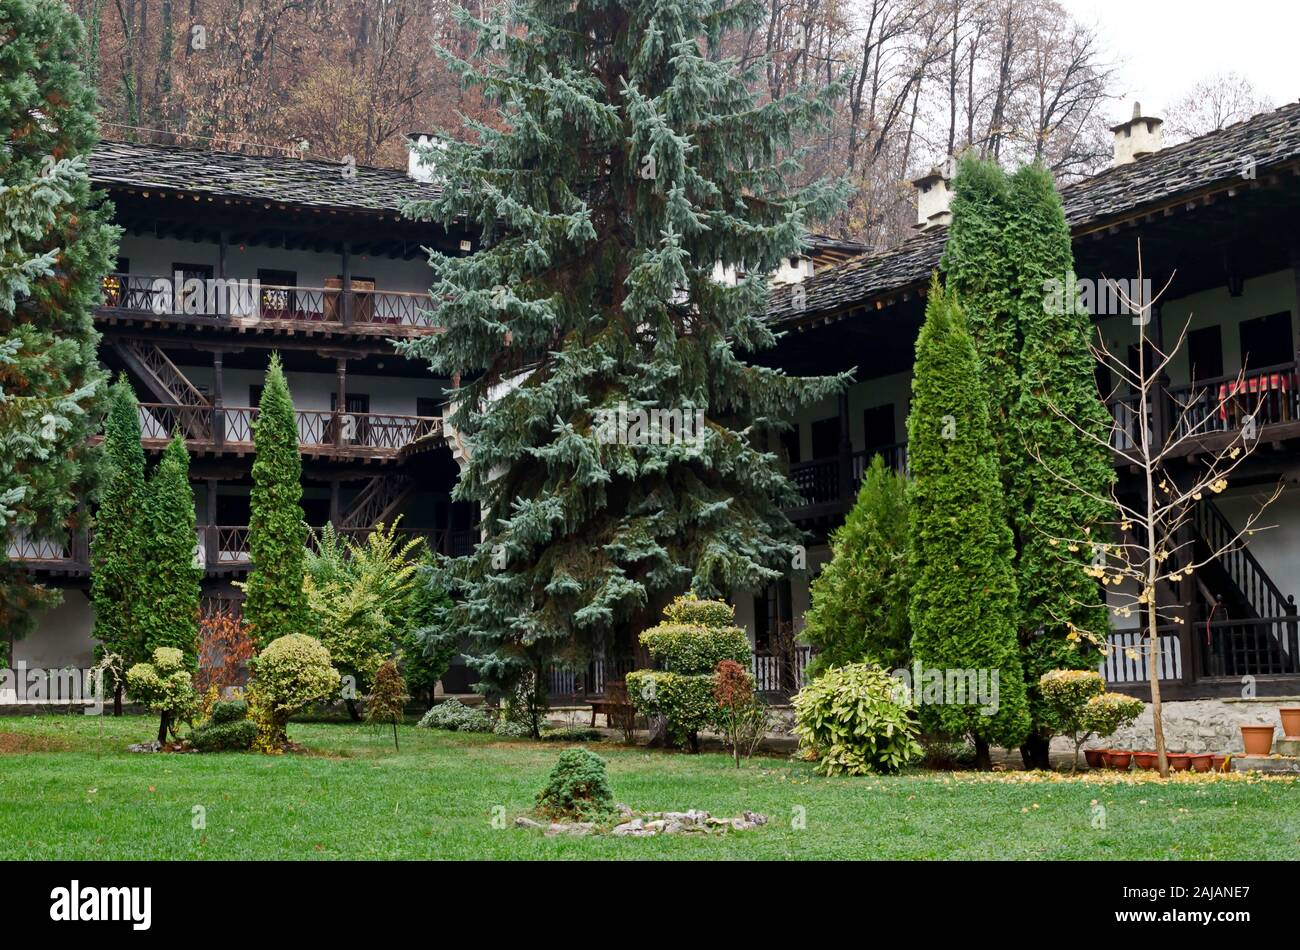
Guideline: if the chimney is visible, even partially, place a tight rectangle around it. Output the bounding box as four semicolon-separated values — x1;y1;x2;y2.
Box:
1110;102;1164;167
911;168;951;230
405;132;445;183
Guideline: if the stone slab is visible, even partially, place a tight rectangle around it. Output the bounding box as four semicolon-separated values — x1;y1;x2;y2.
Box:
1231;755;1300;773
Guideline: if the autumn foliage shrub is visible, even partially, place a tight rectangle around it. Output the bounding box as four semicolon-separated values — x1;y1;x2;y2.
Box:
194;608;255;696
713;659;769;767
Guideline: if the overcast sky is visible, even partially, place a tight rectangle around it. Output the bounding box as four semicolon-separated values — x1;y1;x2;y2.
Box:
1062;0;1300;122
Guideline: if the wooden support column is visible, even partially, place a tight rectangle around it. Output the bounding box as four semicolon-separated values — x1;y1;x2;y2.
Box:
836;391;853;503
217;230;229;280
1150;300;1171;447
329;479;341;527
335;357;348;448
205;479;219;570
211;350;225;451
341;242;353;327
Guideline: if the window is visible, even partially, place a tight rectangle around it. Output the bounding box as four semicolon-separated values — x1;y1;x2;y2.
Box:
780;426;801;465
1238;312;1293;371
416;397;442;418
1188;326;1224;382
810;416;840;459
862;404;896;451
257;269;297;316
249;384;263;408
752;580;793;651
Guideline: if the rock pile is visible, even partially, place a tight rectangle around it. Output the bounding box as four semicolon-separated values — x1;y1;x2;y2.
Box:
514;804;768;837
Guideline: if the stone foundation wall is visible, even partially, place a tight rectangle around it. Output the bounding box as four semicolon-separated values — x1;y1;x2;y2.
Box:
1083;698;1299;754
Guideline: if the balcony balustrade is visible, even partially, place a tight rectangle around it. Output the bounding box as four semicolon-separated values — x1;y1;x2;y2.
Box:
99;274;439;333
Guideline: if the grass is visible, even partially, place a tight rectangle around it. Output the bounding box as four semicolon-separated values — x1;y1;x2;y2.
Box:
1;713;1297;860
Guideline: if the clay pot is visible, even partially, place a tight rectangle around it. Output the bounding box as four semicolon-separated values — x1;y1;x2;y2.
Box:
1084;748;1106;769
1132;751;1158;770
1279;707;1300;739
1211;754;1230;773
1167;753;1191;772
1240;724;1275;756
1188;753;1213;773
1105;751;1132;770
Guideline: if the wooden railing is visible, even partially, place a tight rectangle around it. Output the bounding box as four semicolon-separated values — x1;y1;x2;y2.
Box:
1199;614;1300;678
753;645;812;692
788;444;908;509
548;655;638;698
1101;628;1184;684
138;403;441;455
100;274;438;331
1167;362;1299;438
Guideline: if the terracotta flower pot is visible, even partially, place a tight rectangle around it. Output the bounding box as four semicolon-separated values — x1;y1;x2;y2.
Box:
1084;748;1106;769
1167;753;1191;772
1105;751;1132;770
1188;753;1213;773
1132;751;1158;770
1211;754;1229;773
1279;707;1300;739
1240;724;1275;756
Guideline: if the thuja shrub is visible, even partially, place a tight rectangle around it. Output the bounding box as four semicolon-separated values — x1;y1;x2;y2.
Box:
247;634;339;749
792;664;922;775
535;748;616;822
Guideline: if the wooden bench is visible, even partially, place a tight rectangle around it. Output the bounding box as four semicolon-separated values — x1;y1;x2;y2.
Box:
587;679;635;729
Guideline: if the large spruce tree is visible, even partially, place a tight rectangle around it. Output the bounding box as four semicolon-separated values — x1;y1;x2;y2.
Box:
907;279;1028;769
91;376;148;704
941;157;1113;767
401;0;846;695
137;434;201;661
242;355;309;648
0;0;118;647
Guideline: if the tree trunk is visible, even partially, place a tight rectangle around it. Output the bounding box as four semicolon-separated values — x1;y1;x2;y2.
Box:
1020;733;1051;769
113;683;123;717
644;715;671;748
345;697;362;722
157;710;170;744
973;737;992;770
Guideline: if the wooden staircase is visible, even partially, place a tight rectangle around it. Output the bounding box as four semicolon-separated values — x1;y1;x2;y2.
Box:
339;474;414;530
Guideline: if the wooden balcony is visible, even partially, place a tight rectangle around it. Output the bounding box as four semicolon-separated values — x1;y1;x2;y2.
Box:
97;274;440;338
786;443;908;519
1107;360;1300;459
137;403;442;461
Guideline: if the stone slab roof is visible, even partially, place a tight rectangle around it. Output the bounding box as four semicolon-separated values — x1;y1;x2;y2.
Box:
89;139;443;214
768;99;1300;323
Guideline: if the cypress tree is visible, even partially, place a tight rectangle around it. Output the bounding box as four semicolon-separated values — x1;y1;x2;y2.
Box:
801;456;912;676
243;354;309;648
0;0;118;647
400;0;847;696
1008;165;1115;765
941;157;1115;766
907;278;1028;768
137;434;201;661
91;376;148;708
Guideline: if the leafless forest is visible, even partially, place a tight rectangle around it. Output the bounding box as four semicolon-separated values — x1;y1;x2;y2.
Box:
73;0;1271;248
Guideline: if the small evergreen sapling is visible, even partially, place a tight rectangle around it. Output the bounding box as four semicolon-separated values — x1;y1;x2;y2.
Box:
365;658;408;750
535;748;616;823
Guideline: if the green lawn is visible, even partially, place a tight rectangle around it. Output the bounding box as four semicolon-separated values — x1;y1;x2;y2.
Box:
1;713;1296;860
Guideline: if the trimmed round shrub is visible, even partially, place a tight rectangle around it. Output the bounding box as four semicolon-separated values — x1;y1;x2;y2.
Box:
191;719;257;752
126;647;199;741
417;698;491;732
627;594;753;752
1082;693;1144;738
792;663;922;775
535;748;615;821
209;699;248;725
248;634;340;748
